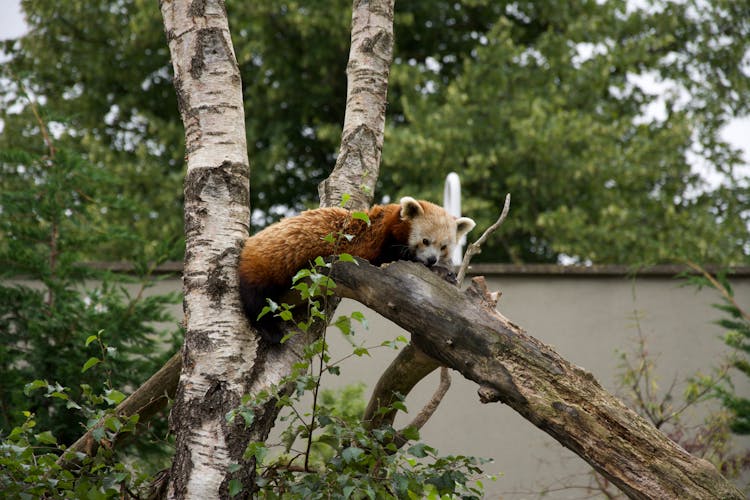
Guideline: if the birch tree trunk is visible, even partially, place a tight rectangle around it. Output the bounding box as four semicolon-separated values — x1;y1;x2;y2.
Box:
318;0;395;209
160;1;258;497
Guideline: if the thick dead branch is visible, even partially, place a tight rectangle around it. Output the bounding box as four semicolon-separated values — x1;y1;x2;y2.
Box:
330;258;743;500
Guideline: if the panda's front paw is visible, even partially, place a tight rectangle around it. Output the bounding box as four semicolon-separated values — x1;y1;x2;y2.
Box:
431;265;458;285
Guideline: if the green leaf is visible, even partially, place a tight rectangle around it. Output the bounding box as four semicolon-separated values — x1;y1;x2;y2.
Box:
35;430;57;445
334;315;352;335
278;309;293;321
292;268;312;283
351;311;367;325
85;335;98;347
400;426;420;441
92;427;106;443
81;357;101;373
243;442;267;462
341;446;364;463
104;417;122;433
408;443;429;458
23;380;48;395
228;479;243;497
104;389;127;405
239;409;255;427
337;253;357;263
353;347;370;357
352;211;370;225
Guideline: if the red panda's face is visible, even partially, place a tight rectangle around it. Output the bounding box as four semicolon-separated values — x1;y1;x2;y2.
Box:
399;197;475;267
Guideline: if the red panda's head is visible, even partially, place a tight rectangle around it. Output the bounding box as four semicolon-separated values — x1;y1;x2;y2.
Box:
399;196;475;267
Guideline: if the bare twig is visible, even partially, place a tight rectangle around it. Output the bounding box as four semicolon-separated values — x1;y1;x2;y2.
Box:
685;261;750;323
456;193;511;285
22;82;56;160
399;366;451;435
382;366;452;451
21;85;60;311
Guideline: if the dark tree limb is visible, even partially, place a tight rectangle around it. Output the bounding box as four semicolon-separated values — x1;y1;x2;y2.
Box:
330;258;743;500
58;352;182;466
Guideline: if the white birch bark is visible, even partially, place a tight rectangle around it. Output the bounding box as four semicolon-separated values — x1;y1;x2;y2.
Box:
318;0;395;210
160;0;258;497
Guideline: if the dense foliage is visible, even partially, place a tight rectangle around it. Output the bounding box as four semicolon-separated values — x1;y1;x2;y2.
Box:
2;0;748;263
0;104;181;447
0;345;155;499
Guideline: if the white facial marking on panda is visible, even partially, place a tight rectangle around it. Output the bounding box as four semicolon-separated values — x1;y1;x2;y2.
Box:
399;197;476;267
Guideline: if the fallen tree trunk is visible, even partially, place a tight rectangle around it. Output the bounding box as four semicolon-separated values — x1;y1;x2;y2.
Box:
329;259;743;500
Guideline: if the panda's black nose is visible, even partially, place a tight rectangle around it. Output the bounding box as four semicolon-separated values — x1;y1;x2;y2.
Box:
426;256;437;267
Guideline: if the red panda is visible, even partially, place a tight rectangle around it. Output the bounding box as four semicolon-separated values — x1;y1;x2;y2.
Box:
239;197;475;343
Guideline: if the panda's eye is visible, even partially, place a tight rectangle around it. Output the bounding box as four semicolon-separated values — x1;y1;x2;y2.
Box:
422;238;430;246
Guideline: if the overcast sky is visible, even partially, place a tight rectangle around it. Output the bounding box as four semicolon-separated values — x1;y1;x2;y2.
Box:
1;0;747;177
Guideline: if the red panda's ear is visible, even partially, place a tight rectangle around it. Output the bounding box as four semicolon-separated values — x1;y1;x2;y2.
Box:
456;217;476;239
399;196;424;220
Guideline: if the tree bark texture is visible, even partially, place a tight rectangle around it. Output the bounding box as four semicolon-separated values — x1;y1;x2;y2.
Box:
318;0;395;210
329;259;744;500
160;1;261;497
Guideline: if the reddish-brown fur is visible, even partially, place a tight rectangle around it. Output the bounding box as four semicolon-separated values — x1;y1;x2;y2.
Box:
238;199;473;343
239;204;411;343
238;203;409;290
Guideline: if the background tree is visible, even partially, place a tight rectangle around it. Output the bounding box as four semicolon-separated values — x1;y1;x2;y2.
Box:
3;0;748;264
0;99;181;449
383;1;750;264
